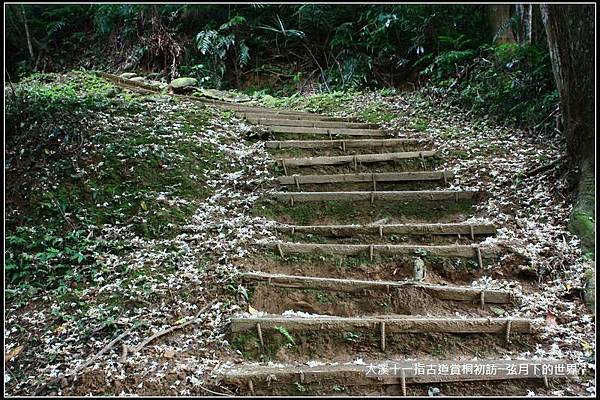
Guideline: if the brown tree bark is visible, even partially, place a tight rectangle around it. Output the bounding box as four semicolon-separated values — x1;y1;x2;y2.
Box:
540;4;595;310
515;4;532;44
488;5;516;44
540;4;595;250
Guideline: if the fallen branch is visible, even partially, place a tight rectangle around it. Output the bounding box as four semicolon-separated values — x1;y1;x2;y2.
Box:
132;299;218;354
34;325;136;395
524;157;564;178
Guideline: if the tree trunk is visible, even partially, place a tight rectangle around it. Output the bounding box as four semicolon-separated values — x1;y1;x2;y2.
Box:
20;5;35;62
540;4;595;311
488;5;516;44
515;4;532;44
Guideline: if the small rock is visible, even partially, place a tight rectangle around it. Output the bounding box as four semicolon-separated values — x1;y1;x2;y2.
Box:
169;77;198;93
163;350;175;358
490;306;506;316
129;76;146;82
428;387;440;396
198;88;251;103
413;257;426;281
119;72;137;79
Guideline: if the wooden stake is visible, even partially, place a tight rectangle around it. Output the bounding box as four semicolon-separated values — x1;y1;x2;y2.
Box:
470;225;475;240
505;320;512;343
256;323;264;347
543;375;549;388
342;141;346;152
379;225;383;239
290;195;294;207
294;175;300;191
476;246;483;268
480;291;485;308
353;155;358;170
369;245;374;262
372;173;377;191
281;159;288;176
380;321;386;351
248;379;255;396
370;191;375;204
443;170;448;184
277;243;284;258
400;368;407;396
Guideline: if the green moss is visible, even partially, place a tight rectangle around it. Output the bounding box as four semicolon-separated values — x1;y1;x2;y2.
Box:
569;211;595;254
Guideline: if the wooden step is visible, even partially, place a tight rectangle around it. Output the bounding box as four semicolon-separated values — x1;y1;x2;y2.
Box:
264;242;501;260
247;117;377;129
278;151;437;168
272;190;484;203
240;272;512;303
265;138;430;150
242;112;361;122
230;315;533;335
276;222;497;237
218;359;570;390
278;171;452;187
269;126;387;136
180;220;493;239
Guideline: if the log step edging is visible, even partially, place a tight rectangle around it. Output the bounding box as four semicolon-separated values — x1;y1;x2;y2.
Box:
240;272;512;304
278;171;453;186
276;222;496;237
229;315;533;334
277;151;437;168
272;190;484;203
265;138;431;150
217;359;574;388
264;242;501;259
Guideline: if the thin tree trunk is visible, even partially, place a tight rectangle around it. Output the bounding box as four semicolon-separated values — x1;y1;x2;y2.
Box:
540;4;595;310
515;4;532;44
21;5;35;62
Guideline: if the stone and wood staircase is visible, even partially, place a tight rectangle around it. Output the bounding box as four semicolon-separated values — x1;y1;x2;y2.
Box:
213;106;567;396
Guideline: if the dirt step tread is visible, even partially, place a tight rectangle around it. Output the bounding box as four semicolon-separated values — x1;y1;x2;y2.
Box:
279;171;453;185
276;222;496;237
272;190;484;203
247;117;377;129
230;315;533;334
278;151;437;167
242;112;362;123
266;138;430;150
241;272;512;303
269;125;387;136
265;242;501;258
217;358;570;387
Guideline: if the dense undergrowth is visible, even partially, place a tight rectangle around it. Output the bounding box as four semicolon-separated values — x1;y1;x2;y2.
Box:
7;5;559;135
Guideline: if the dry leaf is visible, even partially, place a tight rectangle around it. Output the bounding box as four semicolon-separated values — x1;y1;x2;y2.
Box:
6;345;23;361
545;311;557;326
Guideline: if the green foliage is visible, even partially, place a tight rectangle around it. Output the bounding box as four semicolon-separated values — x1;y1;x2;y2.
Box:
425;43;558;132
7;4;493;92
195;15;251;88
274;325;296;346
5;72;224;290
